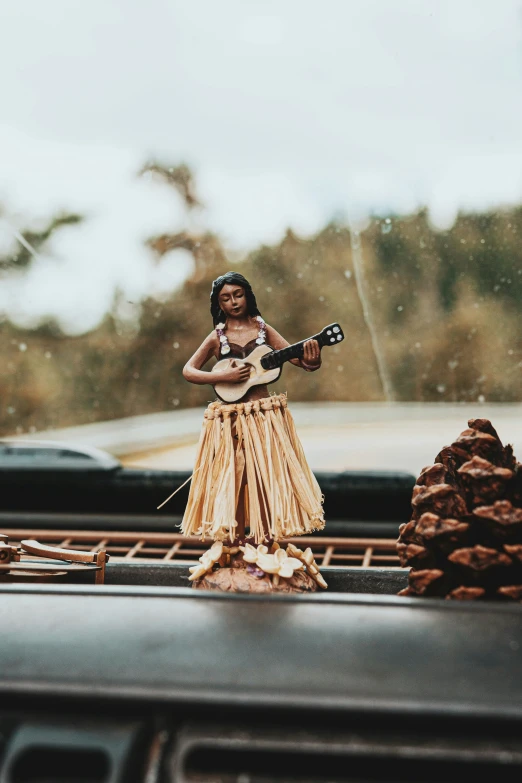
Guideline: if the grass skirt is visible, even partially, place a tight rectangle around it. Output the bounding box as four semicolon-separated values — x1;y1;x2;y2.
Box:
180;393;325;543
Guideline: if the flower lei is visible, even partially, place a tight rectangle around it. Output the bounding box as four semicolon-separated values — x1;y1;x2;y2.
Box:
216;315;266;355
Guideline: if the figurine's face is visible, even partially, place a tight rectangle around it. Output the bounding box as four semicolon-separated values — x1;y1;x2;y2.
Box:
218;284;247;318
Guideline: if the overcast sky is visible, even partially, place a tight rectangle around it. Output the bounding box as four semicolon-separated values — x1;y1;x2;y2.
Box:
1;0;522;333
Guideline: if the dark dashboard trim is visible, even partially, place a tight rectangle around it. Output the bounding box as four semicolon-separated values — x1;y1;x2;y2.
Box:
1;583;521;721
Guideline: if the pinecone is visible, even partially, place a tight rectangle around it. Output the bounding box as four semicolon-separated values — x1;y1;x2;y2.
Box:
397;418;522;601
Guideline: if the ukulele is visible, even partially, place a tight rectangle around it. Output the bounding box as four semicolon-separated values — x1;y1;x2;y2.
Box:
212;323;344;403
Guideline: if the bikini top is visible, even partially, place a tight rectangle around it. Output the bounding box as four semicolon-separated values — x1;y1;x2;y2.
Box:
219;338;260;360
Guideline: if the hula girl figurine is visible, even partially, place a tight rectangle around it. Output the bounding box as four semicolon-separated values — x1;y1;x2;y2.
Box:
174;271;328;592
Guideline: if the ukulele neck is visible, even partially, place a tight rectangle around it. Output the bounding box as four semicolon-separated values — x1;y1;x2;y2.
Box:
260;333;322;370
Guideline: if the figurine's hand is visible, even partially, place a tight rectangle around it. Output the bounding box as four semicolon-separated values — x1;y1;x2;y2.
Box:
302;339;321;369
217;360;252;384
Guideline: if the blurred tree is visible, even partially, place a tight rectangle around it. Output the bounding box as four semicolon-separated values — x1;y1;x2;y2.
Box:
139;161;201;208
0;212;83;270
1;165;522;436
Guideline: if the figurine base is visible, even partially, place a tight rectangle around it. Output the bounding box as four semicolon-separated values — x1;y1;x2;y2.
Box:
189;540;327;593
192;562;318;593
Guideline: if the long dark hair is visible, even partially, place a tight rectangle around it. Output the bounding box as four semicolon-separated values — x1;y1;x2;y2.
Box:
210;271;262;326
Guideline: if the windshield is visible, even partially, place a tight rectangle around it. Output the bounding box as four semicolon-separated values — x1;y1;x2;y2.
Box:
1;1;521;475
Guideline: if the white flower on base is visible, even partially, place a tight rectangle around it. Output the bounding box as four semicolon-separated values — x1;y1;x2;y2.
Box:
239;543;304;581
286;542;328;589
188;541;224;581
241;542;265;563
